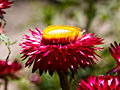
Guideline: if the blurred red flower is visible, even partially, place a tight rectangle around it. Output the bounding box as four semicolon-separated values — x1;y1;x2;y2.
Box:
107;41;120;74
20;25;104;76
77;75;120;90
0;0;14;18
0;0;14;9
0;60;22;79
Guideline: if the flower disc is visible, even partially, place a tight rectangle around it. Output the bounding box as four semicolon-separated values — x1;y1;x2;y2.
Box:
42;25;81;45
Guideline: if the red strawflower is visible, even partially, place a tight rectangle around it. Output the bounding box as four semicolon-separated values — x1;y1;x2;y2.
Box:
77;75;120;90
0;60;22;79
0;0;14;18
107;41;120;74
20;25;104;76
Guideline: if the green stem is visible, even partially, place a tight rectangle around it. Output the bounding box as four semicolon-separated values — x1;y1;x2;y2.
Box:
57;71;70;90
4;79;8;90
85;0;96;32
2;19;6;28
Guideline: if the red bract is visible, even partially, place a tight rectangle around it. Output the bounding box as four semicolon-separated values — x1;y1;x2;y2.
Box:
20;25;104;76
107;41;120;74
0;60;22;78
77;75;120;90
0;0;14;18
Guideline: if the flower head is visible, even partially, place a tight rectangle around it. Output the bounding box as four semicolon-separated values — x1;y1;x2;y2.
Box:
0;0;14;18
0;60;22;79
77;75;120;90
20;25;103;76
107;41;120;74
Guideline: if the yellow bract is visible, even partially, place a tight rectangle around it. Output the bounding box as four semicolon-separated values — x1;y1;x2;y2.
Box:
43;25;81;40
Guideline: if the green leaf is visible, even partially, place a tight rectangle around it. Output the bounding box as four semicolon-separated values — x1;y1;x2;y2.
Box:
0;33;11;60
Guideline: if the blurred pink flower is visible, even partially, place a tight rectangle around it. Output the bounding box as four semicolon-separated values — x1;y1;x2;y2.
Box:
107;41;120;74
20;25;103;76
29;73;41;85
77;75;120;90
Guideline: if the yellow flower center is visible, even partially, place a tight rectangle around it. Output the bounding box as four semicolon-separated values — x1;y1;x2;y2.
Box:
43;25;81;40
